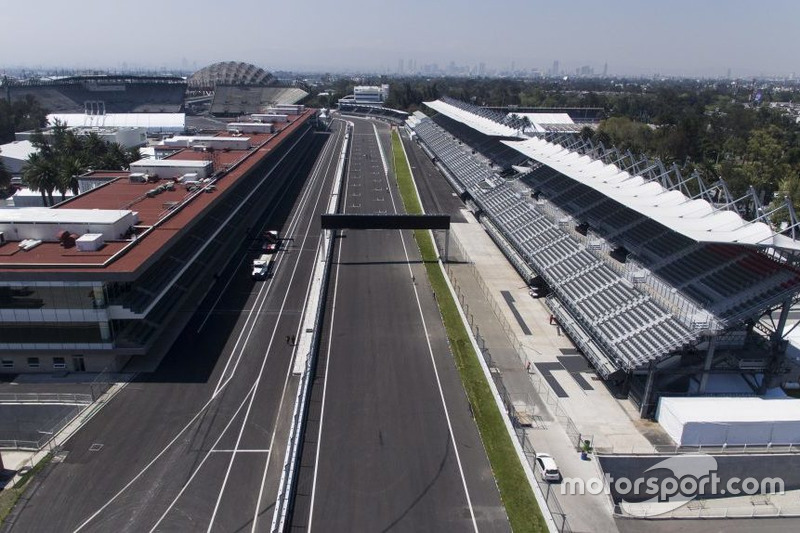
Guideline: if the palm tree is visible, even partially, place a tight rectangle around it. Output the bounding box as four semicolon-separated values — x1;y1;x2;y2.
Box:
0;158;11;192
22;152;58;206
56;154;85;202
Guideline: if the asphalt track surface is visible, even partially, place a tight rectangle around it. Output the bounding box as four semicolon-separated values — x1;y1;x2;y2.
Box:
4;122;347;533
400;130;466;222
289;117;509;532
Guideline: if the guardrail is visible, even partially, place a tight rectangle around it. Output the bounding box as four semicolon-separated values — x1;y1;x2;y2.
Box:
271;120;352;532
595;442;800;455
0;392;93;405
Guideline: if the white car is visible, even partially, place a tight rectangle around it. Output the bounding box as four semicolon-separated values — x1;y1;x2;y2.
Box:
535;453;562;482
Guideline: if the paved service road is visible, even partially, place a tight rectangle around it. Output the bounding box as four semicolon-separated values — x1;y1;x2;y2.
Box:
289;116;509;532
4;122;347;533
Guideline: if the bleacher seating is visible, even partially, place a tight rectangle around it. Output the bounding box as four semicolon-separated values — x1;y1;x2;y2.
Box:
519;157;800;323
8;77;186;113
210;86;307;116
413;115;696;377
431;114;528;169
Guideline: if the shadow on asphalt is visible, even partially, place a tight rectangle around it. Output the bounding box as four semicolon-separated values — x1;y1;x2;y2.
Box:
131;132;330;385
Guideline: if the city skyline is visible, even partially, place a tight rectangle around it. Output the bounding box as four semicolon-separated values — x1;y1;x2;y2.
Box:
1;0;798;78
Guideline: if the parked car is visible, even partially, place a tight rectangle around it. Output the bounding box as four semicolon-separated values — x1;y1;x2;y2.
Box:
535;453;562;482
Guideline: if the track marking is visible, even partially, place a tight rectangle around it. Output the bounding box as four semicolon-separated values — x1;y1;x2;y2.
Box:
151;131;340;532
211;449;270;453
376;121;479;531
251;120;349;533
307;120;356;532
75;128;341;533
206;131;342;533
211;127;341;398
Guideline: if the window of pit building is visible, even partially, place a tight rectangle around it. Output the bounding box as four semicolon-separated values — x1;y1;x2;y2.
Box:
1;359;13;369
53;357;66;369
27;357;40;369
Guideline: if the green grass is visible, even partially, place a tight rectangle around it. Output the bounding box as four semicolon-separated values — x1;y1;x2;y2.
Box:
0;452;54;525
391;131;547;532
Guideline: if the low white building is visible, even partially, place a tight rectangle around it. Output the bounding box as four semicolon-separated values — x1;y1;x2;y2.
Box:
657;396;800;446
0;207;139;243
47;113;186;134
16;125;147;149
162;136;251;150
129;158;213;179
0;140;37;176
5;187;75;208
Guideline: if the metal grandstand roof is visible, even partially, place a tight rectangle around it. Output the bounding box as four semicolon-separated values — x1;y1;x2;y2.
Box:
504;137;800;251
424;100;522;138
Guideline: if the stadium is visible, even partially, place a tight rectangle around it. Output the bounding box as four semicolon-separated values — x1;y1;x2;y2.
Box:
3;75;187;113
187;61;308;116
407;96;800;417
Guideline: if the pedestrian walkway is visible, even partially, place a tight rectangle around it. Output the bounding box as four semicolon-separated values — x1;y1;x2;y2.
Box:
446;252;617;532
446;212;663;454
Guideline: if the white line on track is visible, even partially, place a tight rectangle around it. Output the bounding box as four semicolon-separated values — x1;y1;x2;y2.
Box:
150;131;340;532
374;121;479;531
211;449;270;453
74;126;343;533
252;121;349;532
210;125;343;398
307;120;356;532
205;127;343;533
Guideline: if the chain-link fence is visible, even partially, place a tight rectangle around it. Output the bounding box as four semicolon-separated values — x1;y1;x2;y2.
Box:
445;262;574;532
0;368;116;451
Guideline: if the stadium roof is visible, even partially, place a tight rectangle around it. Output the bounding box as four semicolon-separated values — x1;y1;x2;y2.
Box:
424;99;521;138
189;61;273;90
503;136;800;251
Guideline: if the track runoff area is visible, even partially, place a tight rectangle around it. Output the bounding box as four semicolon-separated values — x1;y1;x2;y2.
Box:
6;123;348;533
289;117;509;532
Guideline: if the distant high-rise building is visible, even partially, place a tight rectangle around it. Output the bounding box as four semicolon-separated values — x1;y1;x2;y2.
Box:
407;58;413;75
398;59;404;75
603;62;608;77
478;62;486;77
552;60;560;77
727;68;732;79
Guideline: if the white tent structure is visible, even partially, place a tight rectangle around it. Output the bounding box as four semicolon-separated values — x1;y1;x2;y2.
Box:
48;113;185;134
657;397;800;446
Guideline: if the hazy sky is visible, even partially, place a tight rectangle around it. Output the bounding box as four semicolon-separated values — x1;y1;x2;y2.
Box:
2;0;798;77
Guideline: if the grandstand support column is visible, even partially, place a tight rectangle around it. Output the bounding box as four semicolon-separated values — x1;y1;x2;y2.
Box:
697;336;719;394
772;298;792;345
639;363;657;418
444;229;450;263
764;298;793;392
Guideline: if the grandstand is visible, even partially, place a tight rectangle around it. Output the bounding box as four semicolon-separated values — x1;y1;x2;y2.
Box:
209;86;308;116
408;97;800;417
338;103;409;123
4;76;186;113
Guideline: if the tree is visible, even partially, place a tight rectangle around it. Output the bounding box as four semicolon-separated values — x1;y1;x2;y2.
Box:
0;158;11;192
22;152;57;206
